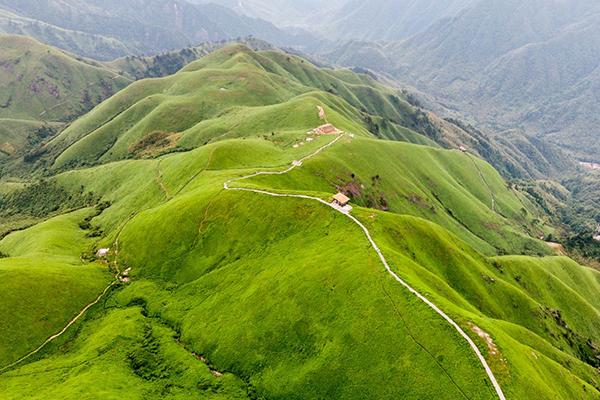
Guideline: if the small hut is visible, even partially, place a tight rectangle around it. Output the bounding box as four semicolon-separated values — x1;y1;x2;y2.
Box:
332;193;350;207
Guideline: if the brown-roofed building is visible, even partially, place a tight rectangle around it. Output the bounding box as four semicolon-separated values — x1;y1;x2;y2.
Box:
332;192;350;207
314;124;339;135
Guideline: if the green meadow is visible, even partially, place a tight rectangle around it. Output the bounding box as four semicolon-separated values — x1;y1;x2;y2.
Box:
0;209;111;366
0;45;599;399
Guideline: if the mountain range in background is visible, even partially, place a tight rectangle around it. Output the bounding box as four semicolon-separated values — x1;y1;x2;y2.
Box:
190;0;346;28
192;0;475;41
319;0;600;160
0;0;316;60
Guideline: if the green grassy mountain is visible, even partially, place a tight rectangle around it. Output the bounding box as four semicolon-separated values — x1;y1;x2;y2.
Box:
0;208;112;367
106;38;275;81
0;34;130;162
0;45;599;400
42;45;436;169
322;0;600;160
0;0;316;61
38;41;572;182
0;6;134;61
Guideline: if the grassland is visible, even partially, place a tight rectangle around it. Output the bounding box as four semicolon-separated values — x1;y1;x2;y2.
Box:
242;136;551;256
0;209;111;366
47;44;434;169
0;44;599;399
0;118;62;159
0;305;251;400
0;34;130;165
0;35;130;122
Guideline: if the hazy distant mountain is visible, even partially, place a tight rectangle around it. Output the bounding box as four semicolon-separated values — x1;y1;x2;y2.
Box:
191;0;346;27
0;7;134;60
325;0;600;159
0;0;315;60
198;0;475;41
324;0;476;41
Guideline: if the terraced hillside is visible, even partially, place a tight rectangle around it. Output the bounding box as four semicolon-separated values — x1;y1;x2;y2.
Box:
0;45;599;399
0;35;130;161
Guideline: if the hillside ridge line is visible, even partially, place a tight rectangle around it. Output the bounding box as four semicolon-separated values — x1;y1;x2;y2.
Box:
224;133;507;400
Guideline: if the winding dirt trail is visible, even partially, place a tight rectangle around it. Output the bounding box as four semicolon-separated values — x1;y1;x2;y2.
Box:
0;278;118;374
0;226;129;374
467;152;497;212
224;134;507;400
1;134;505;400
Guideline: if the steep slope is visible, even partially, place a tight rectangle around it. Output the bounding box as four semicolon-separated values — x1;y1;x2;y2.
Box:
323;0;600;159
0;35;130;160
0;209;111;367
45;45;437;169
0;35;129;122
0;0;315;60
1;45;599;400
0;6;133;61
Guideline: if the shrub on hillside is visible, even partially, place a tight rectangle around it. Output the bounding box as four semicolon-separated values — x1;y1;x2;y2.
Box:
0;181;97;218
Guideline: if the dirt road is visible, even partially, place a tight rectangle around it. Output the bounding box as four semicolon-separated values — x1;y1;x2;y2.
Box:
224;134;507;400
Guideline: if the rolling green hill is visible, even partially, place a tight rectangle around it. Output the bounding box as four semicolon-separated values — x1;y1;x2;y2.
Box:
0;208;111;367
45;44;436;169
106;38;275;81
0;34;130;162
0;44;599;399
0;35;130;122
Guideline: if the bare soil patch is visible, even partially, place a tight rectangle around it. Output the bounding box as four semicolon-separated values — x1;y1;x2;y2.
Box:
129;131;181;158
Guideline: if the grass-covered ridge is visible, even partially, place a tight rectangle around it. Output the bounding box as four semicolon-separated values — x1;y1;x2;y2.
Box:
0;34;130;167
47;44;435;169
0;44;599;399
0;35;129;123
240;136;551;256
0;209;111;367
